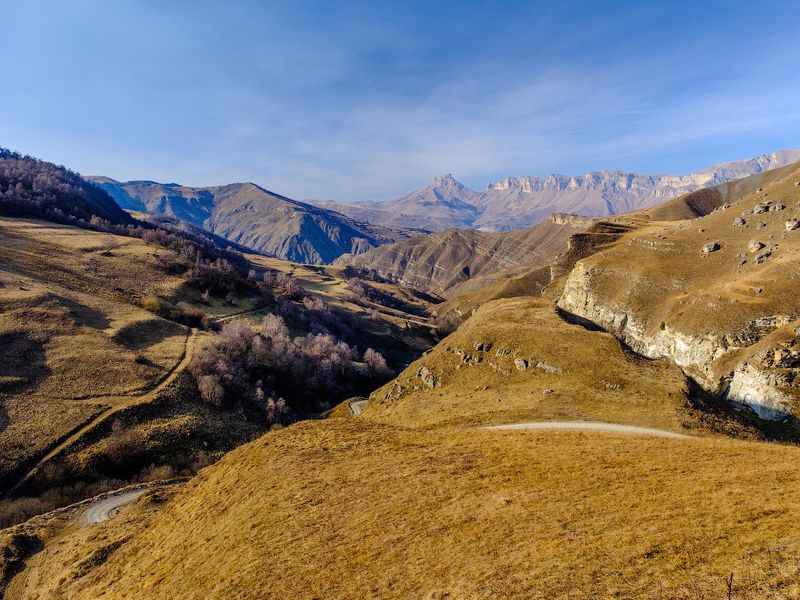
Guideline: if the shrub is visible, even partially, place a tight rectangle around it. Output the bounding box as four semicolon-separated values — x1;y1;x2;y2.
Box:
188;313;377;421
433;313;460;336
364;347;392;378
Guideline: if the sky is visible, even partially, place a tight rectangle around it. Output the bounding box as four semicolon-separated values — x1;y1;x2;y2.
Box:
1;0;799;201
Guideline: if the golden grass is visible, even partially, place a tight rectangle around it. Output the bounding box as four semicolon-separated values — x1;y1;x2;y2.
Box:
0;216;434;487
363;296;728;434
19;418;800;599
0;219;200;480
565;167;800;339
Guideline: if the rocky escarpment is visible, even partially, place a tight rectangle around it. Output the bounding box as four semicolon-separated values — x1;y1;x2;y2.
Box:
558;263;799;419
553;160;800;420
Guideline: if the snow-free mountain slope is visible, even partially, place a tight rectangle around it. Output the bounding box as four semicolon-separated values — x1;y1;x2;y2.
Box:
89;178;411;264
336;213;594;297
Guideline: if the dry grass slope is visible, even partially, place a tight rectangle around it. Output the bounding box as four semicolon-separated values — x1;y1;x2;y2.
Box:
15;419;800;599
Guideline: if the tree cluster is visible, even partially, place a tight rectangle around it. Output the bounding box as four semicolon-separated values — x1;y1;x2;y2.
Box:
346;278;401;309
188;314;391;423
0;148;132;225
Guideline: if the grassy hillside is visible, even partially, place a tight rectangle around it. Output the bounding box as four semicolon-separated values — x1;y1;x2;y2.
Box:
14;419;800;599
558;161;800;420
5;159;800;599
0;213;434;528
363;296;759;435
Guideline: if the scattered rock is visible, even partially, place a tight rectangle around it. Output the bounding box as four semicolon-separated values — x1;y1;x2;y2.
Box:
732;216;746;227
753;203;769;214
543;388;554;395
514;358;528;371
532;360;563;375
473;341;485;351
786;219;799;231
737;259;747;266
495;347;511;356
416;366;440;388
769;203;786;212
754;251;772;264
757;222;767;229
701;242;721;254
698;228;705;233
754;287;763;295
748;240;765;253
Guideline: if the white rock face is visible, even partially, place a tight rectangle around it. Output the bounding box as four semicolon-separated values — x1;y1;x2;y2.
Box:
558;262;797;419
728;365;794;420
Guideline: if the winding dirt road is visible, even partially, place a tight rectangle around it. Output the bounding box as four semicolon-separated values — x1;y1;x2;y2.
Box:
5;328;199;496
82;489;147;524
483;421;689;438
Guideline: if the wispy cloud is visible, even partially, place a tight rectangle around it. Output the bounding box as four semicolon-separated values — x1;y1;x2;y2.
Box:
1;1;799;200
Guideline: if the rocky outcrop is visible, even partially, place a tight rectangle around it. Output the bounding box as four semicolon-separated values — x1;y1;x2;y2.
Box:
548;213;598;228
558;262;799;419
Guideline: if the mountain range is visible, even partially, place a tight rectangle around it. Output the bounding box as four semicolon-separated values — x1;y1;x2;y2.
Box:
88;178;413;264
313;149;800;232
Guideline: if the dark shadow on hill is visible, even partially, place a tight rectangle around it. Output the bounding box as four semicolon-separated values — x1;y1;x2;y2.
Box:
112;319;186;351
0;332;51;396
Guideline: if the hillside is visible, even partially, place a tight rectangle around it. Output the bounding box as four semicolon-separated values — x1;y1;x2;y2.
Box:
336;213;594;297
315;149;800;232
0;150;132;226
8;159;800;598
0;208;434;530
11;294;800;598
89;178;412;264
557;161;800;420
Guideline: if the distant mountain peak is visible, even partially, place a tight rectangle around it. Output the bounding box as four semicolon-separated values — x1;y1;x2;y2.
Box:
432;173;460;186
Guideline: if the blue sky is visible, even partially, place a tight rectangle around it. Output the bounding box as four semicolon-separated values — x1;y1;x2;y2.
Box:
2;0;799;201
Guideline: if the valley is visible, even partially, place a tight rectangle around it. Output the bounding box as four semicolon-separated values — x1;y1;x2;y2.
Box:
2;148;800;599
0;156;436;537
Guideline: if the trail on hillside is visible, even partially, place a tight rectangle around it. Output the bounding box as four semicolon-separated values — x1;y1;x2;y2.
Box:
4;328;199;496
81;489;147;524
483;421;689;438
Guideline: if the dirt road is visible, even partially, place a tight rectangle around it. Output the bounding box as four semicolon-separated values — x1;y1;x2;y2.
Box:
82;489;147;524
5;329;199;496
483;421;689;438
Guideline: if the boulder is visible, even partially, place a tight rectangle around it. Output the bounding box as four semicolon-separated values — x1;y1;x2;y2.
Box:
786;220;799;231
416;366;439;389
748;240;765;253
701;242;721;254
753;203;769;214
754;251;772;264
514;358;528;371
732;216;746;227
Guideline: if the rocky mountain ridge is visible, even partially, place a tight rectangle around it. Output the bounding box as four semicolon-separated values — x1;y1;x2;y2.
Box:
316;149;800;232
336;212;594;297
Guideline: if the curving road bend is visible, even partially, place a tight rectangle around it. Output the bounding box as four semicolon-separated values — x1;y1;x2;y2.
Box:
82;489;147;524
483;421;689;439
